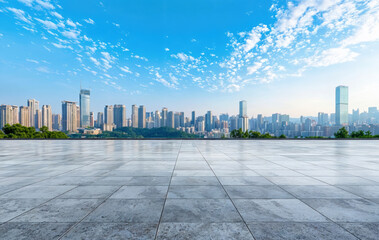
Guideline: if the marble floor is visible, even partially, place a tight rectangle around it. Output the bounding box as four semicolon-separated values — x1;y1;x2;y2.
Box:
0;140;379;239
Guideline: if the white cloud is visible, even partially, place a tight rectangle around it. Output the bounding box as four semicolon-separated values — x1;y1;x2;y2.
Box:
7;8;32;24
26;59;39;64
52;42;73;50
66;19;76;28
36;18;57;29
51;12;63;19
61;30;80;39
165;48;170;51
305;47;359;67
36;0;55;9
120;66;132;74
113;23;120;27
84;18;95;24
18;0;33;7
36;66;50;73
89;57;100;66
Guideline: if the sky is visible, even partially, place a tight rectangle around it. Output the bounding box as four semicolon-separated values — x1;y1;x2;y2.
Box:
0;0;379;118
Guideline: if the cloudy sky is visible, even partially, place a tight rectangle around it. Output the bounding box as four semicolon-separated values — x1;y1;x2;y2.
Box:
0;0;379;117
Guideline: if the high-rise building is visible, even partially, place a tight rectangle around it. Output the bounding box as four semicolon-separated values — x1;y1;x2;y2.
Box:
42;105;52;131
36;109;42;129
62;101;78;132
0;105;14;128
230;116;238;131
138;105;146;128
239;100;247;118
11;106;19;124
104;105;114;125
52;114;61;130
352;109;359;124
79;89;90;127
219;113;229;123
205;111;212;132
257;114;263;129
238;116;249;132
272;113;280;123
97;112;104;128
179;112;185;127
19;106;30;127
27;99;39;128
154;110;161;128
335;85;348;125
90;112;94;127
114;104;126;129
131;105;138;128
167;111;174;128
191;111;196;126
161;108;168;127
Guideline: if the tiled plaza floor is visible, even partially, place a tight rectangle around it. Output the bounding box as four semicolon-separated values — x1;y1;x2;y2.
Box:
0;140;379;239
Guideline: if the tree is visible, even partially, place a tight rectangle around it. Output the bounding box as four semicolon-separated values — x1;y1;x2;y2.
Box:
1;124;68;139
249;131;261;138
0;130;5;139
279;134;286;139
334;127;349;138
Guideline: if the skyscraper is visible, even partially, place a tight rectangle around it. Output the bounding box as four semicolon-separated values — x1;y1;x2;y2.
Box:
138;105;146;128
79;89;90;127
97;112;104;128
114;104;126;129
205;111;212;132
167;111;174;128
352;109;359;124
42;105;52;131
239;100;247;118
52;114;61;130
27;99;39;128
62;101;78;132
179;112;185;127
131;105;138;128
191;111;196;126
335;85;348;126
0;105;13;128
19;106;30;127
11;106;19;124
90;112;94;127
154;110;161;128
161;108;168;127
104;105;114;124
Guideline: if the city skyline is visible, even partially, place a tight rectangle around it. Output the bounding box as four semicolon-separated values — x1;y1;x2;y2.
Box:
1;0;379;116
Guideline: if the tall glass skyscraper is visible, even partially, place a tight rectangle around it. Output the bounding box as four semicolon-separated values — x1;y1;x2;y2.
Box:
335;85;348;125
239;100;247;117
79;89;90;127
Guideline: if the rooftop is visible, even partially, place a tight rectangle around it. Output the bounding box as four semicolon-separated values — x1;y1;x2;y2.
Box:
0;140;379;239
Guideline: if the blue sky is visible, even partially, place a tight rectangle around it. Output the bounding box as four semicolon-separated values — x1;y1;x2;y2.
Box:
1;0;379;117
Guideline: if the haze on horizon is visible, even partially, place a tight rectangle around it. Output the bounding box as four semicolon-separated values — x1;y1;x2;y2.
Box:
0;0;379;117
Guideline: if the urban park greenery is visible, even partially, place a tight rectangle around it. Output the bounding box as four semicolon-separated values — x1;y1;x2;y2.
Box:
1;124;68;139
334;127;379;139
230;129;279;139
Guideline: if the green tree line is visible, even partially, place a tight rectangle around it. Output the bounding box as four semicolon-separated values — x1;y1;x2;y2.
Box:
334;127;379;139
230;129;286;139
0;124;68;139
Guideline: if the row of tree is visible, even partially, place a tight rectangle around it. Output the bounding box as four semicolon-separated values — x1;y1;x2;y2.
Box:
334;127;379;138
71;127;198;139
230;129;286;139
0;124;68;139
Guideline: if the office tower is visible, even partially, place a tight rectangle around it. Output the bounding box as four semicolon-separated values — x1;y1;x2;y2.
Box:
272;113;280;123
167;111;174;128
138;105;146;128
114;104;126;129
19;106;30;127
0;105;14;128
127;118;132;127
179;112;185;127
318;112;329;126
191;111;196;126
205;111;212;132
154;111;161;128
280;114;290;123
97;112;104;128
239;100;247;118
104;105;114;124
27;99;39;128
36;109;42;129
52;114;61;130
219;113;229;123
174;112;180;128
62;101;78;132
230;116;238;131
79;89;90;127
352;109;359;124
131;105;138;128
335;86;348;125
330;113;336;124
90;112;94;127
12;106;19;124
161;108;168;127
42;105;52;131
197;120;205;132
257;114;263;129
239;116;249;132
368;107;378;114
